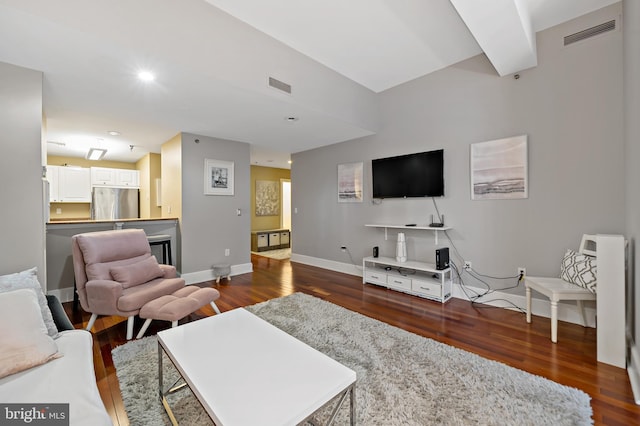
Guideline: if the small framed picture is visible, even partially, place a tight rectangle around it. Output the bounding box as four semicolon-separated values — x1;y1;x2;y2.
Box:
338;162;363;203
204;158;234;196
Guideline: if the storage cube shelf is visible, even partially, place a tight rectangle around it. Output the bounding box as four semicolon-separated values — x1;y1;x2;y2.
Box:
362;256;452;303
251;229;291;252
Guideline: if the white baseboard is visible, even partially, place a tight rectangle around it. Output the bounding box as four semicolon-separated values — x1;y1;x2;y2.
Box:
181;262;253;285
48;262;254;303
628;338;640;404
290;253;362;277
290;253;596;328
452;283;524;311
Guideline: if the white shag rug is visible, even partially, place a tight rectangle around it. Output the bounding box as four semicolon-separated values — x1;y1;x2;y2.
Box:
112;293;593;425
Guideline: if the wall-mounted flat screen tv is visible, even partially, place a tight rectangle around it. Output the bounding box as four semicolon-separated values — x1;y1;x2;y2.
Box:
372;149;444;198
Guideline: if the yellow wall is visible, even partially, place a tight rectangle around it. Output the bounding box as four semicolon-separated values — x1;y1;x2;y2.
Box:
136;153;162;218
47;155;139;220
250;165;291;231
161;134;182;220
49;203;91;221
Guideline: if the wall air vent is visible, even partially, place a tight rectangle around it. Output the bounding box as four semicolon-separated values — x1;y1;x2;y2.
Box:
268;76;292;94
564;19;616;46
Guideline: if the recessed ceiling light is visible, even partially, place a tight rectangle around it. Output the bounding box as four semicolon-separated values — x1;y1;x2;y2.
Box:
288;160;292;164
138;70;155;82
108;130;121;136
86;148;107;161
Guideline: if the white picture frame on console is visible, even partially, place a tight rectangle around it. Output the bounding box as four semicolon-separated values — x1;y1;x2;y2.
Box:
470;135;528;200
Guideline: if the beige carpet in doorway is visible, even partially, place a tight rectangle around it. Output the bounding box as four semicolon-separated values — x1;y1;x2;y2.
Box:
251;248;291;260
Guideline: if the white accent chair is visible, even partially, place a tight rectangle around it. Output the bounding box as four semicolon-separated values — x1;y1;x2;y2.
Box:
525;234;597;343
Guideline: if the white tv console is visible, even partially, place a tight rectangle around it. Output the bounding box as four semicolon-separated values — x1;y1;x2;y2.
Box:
363;257;452;303
363;223;453;302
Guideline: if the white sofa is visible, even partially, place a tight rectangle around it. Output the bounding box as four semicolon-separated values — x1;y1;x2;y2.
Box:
0;274;112;426
0;329;112;425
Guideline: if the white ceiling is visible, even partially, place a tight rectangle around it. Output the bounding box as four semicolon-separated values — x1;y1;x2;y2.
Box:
0;0;617;168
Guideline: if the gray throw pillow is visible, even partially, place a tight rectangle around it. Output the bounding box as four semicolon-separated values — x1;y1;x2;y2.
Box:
0;267;59;337
560;249;597;294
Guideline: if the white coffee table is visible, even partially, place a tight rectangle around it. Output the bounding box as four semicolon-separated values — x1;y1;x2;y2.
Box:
157;308;356;425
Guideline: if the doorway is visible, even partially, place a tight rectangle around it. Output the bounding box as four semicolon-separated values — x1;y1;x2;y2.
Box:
281;179;291;230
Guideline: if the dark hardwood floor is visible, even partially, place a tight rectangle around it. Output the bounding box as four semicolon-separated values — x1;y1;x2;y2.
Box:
64;254;640;425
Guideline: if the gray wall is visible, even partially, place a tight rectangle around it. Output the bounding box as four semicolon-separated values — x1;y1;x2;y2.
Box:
292;4;624;297
624;0;640;350
180;132;251;273
0;62;46;285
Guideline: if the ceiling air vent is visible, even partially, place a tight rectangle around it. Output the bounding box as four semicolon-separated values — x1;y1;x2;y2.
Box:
268;77;292;94
564;19;616;46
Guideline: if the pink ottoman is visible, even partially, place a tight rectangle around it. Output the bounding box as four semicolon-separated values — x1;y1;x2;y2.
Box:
135;286;221;338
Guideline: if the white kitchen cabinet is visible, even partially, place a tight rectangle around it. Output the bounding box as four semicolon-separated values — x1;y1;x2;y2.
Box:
47;165;91;202
60;167;91;202
46;166;59;202
91;167;139;188
90;167;117;186
115;169;139;187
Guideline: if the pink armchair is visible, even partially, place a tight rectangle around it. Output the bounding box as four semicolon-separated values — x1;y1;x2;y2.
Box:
71;229;185;339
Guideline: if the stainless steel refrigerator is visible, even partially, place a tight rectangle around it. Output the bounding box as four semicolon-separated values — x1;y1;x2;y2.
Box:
91;187;139;220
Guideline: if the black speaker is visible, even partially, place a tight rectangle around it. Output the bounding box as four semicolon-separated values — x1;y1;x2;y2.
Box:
430;214;444;228
435;247;449;270
373;246;379;258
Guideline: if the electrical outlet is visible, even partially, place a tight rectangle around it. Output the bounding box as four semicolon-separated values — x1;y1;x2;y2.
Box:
464;261;472;270
340;246;347;252
518;267;526;277
225;249;230;257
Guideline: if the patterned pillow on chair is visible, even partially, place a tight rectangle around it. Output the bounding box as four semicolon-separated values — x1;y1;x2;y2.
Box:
560;249;597;293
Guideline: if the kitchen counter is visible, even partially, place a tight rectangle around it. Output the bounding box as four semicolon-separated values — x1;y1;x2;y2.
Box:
47;217;178;225
46;218;180;301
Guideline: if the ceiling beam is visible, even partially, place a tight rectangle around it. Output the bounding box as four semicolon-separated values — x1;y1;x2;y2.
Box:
449;0;537;76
